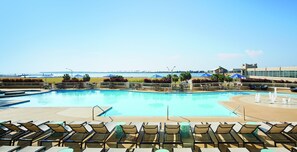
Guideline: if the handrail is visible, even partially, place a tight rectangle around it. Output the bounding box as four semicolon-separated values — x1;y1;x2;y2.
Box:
231;105;241;114
231;105;246;121
167;105;169;120
92;105;105;120
92;105;113;122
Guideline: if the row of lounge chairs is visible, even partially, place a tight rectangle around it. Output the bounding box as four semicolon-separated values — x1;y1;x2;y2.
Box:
1;121;297;151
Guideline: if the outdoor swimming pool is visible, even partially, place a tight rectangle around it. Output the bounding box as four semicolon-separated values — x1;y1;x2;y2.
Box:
8;90;259;117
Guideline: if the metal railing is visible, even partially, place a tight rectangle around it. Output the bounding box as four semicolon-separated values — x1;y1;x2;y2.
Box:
92;105;113;121
231;105;246;121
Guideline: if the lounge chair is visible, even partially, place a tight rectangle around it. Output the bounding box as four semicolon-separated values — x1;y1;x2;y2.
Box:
259;122;295;146
118;122;143;148
107;148;128;152
140;122;161;148
199;148;220;152
17;121;51;147
0;120;11;136
0;145;21;152
292;147;297;152
63;121;93;149
39;121;72;148
85;122;117;148
227;122;264;147
208;122;238;147
266;147;290;152
190;122;215;148
18;146;46;152
227;147;250;152
163;122;182;148
46;147;73;152
290;87;297;92
0;121;29;146
283;122;297;142
133;148;153;152
83;147;104;152
173;148;193;152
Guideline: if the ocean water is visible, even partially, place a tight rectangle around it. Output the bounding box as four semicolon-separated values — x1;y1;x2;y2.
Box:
1;72;205;78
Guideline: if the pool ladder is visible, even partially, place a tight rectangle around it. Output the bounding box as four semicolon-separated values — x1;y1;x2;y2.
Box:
92;105;113;121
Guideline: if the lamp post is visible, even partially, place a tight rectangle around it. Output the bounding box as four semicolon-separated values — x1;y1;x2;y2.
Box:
167;66;176;89
66;68;73;77
166;66;176;120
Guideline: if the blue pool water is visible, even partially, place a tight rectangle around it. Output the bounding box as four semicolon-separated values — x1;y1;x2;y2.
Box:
8;90;259;117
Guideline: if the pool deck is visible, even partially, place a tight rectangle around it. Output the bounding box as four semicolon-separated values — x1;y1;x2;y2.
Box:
0;99;30;107
0;89;297;122
0;106;112;121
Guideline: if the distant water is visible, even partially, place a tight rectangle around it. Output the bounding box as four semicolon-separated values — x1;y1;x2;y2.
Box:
46;72;205;78
0;72;205;78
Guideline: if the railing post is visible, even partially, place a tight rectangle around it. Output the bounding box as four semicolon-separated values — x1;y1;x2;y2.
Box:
92;106;95;120
243;106;246;121
167;105;169;120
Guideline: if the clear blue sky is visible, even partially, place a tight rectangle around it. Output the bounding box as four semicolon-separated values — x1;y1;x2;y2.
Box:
1;0;297;73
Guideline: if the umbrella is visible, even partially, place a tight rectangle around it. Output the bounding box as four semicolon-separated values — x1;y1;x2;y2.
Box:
230;73;245;79
74;74;83;78
200;73;212;77
151;74;163;78
103;74;116;78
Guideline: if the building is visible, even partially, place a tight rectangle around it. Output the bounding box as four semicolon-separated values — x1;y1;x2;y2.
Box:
209;66;228;74
229;68;242;74
246;66;297;81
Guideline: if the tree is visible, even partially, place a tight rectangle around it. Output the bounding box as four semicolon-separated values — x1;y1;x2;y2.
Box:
83;74;91;82
172;74;179;83
179;71;192;81
225;76;233;82
211;74;228;82
166;74;172;80
63;74;71;81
